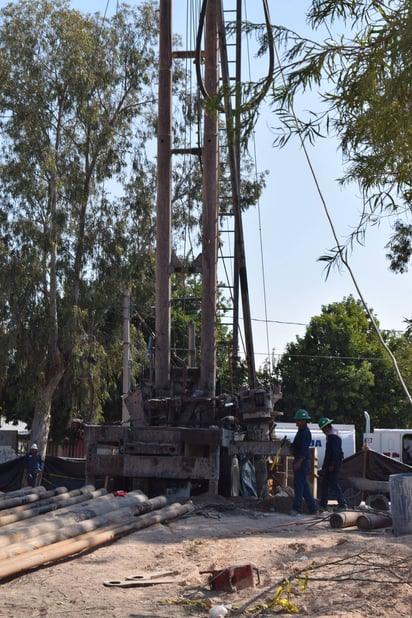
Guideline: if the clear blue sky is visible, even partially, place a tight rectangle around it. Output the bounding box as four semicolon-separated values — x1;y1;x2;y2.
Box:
4;0;412;367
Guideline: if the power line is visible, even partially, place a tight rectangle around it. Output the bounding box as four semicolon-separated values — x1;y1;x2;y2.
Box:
253;351;404;362
251;317;307;326
272;30;412;406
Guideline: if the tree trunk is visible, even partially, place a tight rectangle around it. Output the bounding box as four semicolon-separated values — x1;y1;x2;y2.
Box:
30;359;66;459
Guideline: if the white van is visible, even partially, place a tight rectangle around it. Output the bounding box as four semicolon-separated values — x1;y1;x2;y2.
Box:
274;421;356;467
363;411;412;465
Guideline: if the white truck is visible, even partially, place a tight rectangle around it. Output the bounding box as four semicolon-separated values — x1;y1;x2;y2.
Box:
274;421;356;467
363;411;412;465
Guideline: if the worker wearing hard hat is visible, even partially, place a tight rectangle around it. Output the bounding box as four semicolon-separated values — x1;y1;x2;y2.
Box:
318;418;348;512
24;443;43;488
289;409;320;516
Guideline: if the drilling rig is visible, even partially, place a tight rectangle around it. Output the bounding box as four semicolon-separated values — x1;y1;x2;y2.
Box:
84;0;289;498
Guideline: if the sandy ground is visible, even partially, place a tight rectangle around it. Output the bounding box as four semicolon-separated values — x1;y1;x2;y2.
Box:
0;494;411;618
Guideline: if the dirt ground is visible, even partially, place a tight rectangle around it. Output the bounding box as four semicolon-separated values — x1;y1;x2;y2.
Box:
0;493;411;618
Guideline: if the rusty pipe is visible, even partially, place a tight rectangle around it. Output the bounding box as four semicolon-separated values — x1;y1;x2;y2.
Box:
0;487;68;515
0;490;149;547
0;486;46;501
0;487;106;527
0;486;47;510
0;501;194;581
329;510;360;529
1;485;96;514
356;512;392;530
0;495;169;560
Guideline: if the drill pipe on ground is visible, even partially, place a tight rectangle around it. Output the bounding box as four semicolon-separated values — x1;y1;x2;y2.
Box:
356;512;393;530
0;495;168;560
0;501;194;581
0;486;47;501
0;490;116;537
0;487;106;527
329;510;361;529
0;487;68;515
0;485;95;515
0;489;149;547
0;487;47;510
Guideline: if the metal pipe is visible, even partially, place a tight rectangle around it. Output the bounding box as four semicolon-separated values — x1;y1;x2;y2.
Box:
0;501;194;581
0;486;94;514
200;0;219;399
0;495;169;561
0;487;105;527
356;512;392;530
0;486;56;511
329;510;360;529
0;487;68;513
0;486;46;501
0;490;149;547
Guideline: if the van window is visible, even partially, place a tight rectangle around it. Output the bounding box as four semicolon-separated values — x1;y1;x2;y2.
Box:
402;435;412;465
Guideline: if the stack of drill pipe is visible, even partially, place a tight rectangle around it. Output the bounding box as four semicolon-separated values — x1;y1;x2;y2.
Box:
0;485;96;515
0;489;151;546
0;486;48;510
0;494;169;559
0;498;194;580
0;487;68;515
0;486;107;527
0;486;47;502
0;487;69;512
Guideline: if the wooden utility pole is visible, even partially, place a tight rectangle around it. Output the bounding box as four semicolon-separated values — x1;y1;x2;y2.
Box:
122;290;131;423
155;0;172;395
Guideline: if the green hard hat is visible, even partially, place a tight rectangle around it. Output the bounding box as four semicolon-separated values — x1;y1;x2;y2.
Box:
293;408;311;421
319;417;334;430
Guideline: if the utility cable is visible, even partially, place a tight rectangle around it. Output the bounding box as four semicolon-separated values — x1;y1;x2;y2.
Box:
195;0;275;371
195;0;274;113
272;38;412;406
243;0;273;370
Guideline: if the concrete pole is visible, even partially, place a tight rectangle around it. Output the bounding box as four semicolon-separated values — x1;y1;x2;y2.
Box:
200;0;219;399
155;0;173;395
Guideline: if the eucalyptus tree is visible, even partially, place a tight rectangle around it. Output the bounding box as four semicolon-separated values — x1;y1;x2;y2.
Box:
0;0;159;452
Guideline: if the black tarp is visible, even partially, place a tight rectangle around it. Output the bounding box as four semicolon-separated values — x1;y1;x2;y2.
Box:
0;456;105;492
0;456;25;492
340;448;412;489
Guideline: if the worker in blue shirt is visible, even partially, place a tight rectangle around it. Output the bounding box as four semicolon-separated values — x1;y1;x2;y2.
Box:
290;409;319;516
24;443;43;487
318;418;348;511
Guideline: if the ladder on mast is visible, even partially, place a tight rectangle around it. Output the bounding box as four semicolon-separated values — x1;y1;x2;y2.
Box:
155;0;257;397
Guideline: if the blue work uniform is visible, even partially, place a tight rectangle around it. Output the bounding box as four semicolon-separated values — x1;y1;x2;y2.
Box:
24;451;43;487
319;428;347;509
292;423;318;514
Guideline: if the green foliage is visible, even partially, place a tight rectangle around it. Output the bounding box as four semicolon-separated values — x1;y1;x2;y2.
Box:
0;1;270;443
246;1;412;272
274;296;412;444
169;273;235;391
0;0;159;437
